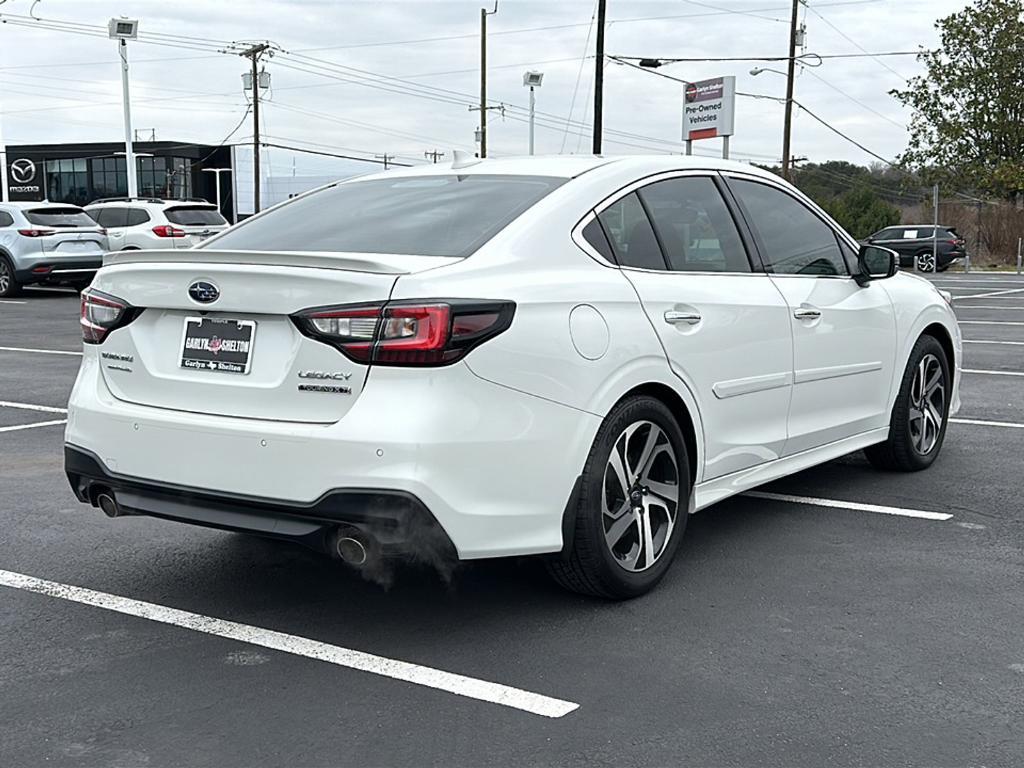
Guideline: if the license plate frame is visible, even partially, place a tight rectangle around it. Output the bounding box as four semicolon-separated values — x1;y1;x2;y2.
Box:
179;316;256;375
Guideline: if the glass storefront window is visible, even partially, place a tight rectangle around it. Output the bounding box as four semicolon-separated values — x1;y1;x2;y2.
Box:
42;153;193;205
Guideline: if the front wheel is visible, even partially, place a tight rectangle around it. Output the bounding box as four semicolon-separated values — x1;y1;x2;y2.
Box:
865;335;950;471
546;396;691;599
0;256;21;298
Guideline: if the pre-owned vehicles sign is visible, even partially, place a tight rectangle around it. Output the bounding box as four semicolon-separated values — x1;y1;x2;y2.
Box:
682;76;736;141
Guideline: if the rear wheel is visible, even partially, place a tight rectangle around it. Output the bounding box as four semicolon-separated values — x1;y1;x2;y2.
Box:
546;396;690;599
915;250;937;273
865;335;950;471
0;256;21;298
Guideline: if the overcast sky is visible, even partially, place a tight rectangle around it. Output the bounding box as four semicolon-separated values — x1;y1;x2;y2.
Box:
0;0;968;177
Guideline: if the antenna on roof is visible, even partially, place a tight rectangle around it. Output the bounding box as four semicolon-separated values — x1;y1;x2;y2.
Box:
451;149;482;170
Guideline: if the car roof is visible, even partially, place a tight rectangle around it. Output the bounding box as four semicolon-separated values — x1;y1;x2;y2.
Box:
351;154;780;182
0;201;86;211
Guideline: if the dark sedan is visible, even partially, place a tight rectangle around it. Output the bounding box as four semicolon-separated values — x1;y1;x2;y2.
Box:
864;225;967;272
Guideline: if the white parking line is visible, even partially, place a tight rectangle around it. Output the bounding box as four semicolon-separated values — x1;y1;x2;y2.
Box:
957;320;1024;326
0;299;27;305
963;339;1024;346
0;419;67;434
962;368;1024;377
954;288;1024;300
0;346;82;356
745;491;951;521
0;401;68;414
0;569;579;719
951;417;1024;429
954;305;1024;310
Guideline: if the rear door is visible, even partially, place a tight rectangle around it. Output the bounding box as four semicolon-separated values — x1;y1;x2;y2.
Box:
726;174;897;454
123;207;153;249
93;207;130;250
594;173;793;480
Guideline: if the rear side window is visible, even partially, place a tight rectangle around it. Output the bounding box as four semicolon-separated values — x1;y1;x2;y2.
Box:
91;207;129;228
207;175;565;257
638;176;750;272
0;212;13;228
25;207;95;228
581;216;615;262
126;208;151;226
165;206;227;226
873;227;901;240
597;192;665;270
730;179;847;276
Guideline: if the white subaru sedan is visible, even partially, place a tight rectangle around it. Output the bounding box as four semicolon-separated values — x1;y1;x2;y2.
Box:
66;156;960;598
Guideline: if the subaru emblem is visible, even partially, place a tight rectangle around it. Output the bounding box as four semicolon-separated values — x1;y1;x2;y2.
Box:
188;280;220;304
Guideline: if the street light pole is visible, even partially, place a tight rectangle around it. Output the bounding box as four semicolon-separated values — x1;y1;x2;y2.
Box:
523;71;544;155
202;168;232;221
109;19;140;198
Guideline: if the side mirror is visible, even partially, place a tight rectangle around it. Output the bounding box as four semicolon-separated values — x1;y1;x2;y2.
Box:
854;244;898;286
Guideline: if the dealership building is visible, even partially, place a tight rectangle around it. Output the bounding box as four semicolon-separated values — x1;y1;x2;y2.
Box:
4;140;235;221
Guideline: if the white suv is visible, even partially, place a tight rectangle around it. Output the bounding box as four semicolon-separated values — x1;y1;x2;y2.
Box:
65;156;961;598
85;198;228;251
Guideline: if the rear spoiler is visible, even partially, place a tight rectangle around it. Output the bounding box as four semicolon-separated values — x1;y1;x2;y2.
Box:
101;248;463;275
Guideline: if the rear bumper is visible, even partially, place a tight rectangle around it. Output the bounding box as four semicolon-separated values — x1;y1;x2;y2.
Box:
65;444;455;559
65;348;600;559
16;257;103;282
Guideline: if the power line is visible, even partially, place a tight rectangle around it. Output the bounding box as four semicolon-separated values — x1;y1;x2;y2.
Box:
562;0;599;153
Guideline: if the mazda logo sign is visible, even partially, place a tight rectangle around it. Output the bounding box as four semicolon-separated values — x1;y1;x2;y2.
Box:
188;280;220;304
10;159;36;184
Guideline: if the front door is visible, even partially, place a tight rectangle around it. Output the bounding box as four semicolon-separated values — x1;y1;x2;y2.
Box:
726;175;898;454
594;174;794;480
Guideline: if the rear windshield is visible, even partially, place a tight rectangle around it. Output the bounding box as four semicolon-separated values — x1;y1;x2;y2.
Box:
25;207;96;228
205;174;565;257
165;206;228;226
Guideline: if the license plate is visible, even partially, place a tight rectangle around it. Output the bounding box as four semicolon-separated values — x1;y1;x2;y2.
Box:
180;317;256;374
59;241;96;252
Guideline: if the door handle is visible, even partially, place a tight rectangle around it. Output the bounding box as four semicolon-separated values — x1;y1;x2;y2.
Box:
793;307;821;320
664;310;701;325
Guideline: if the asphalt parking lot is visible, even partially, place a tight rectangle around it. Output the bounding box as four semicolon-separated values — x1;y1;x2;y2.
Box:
2;272;1023;767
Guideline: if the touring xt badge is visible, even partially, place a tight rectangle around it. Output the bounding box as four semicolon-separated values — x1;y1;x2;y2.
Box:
297;370;353;394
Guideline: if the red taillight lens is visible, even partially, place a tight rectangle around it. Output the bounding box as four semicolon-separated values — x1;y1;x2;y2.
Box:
18;228;56;238
80;289;138;344
152;225;186;238
292;300;514;366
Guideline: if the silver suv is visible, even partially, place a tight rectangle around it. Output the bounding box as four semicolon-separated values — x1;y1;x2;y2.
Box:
85;198;229;251
0;202;106;297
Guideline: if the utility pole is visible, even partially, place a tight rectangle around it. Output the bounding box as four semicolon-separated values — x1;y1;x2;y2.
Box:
375;153;394;170
239;42;270;213
592;0;607;154
424;150;445;164
781;0;800;180
478;3;498;158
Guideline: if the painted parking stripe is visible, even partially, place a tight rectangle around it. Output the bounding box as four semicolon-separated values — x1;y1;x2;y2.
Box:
0;346;81;356
962;368;1024;377
951;417;1024;429
0;419;67;434
745;491;951;521
0;299;27;305
963;339;1024;346
954;288;1024;300
0;569;579;719
0;401;68;414
954;305;1024;310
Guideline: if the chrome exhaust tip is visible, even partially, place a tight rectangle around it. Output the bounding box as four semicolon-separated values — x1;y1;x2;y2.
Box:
330;525;374;567
96;492;121;518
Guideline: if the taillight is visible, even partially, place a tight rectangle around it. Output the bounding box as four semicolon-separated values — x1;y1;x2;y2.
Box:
18;228;56;237
80;289;140;344
292;300;515;366
152;225;186;238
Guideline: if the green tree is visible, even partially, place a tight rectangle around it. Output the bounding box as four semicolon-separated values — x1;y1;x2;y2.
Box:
891;0;1024;197
823;184;902;239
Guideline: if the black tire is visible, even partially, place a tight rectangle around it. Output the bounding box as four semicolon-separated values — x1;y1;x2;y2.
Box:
864;334;951;472
546;395;691;599
0;255;21;298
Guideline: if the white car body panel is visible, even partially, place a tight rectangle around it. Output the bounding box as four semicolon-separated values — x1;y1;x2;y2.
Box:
66;156;961;560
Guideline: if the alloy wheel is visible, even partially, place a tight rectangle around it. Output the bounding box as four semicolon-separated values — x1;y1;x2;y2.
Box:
916;253;936;273
602;420;680;572
909;353;945;455
0;260;9;294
